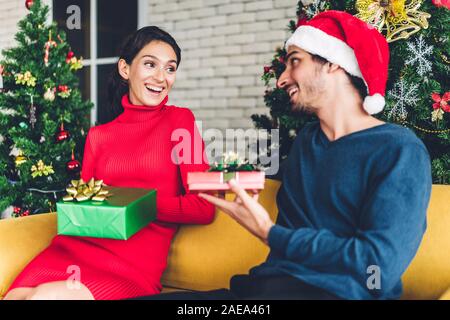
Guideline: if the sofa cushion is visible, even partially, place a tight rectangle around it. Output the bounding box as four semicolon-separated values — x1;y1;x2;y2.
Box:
0;213;57;298
401;185;450;299
160;179;281;291
439;287;450;300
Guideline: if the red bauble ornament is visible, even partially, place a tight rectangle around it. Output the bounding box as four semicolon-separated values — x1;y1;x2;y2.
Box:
25;0;33;10
56;123;70;142
66;150;81;173
66;51;75;63
58;85;69;92
22;210;30;216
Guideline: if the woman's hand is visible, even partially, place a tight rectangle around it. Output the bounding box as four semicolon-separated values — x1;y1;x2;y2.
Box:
199;179;274;245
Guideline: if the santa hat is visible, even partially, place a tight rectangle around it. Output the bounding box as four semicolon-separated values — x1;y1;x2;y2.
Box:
285;10;389;115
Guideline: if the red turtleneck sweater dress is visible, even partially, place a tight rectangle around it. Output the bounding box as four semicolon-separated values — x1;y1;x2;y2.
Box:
7;95;215;300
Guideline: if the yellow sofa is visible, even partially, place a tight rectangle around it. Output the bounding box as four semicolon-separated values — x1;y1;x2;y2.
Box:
1;179;449;300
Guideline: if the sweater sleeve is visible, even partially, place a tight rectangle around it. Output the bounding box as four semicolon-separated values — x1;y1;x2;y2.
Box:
268;143;432;296
80;128;96;182
156;108;215;225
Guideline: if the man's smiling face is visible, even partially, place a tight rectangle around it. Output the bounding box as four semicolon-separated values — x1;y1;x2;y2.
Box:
277;46;328;114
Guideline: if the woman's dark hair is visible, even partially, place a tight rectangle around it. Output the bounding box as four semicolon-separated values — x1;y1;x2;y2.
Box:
107;26;181;119
310;54;368;100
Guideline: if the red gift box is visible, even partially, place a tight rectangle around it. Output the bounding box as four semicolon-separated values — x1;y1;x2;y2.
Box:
187;171;265;191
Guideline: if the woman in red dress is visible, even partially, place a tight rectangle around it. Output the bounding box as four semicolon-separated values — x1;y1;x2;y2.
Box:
4;27;215;300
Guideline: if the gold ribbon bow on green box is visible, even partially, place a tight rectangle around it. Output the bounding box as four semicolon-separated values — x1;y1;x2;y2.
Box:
62;178;111;202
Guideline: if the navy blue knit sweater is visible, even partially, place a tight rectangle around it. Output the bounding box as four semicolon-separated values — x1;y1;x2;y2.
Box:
251;121;432;300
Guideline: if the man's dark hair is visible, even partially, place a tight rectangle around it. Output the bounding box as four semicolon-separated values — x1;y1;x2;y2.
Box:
310;54;368;100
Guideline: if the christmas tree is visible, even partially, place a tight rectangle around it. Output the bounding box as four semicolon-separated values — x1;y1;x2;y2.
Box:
253;0;450;184
0;0;92;218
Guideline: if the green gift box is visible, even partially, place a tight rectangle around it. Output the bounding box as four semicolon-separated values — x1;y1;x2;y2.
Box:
56;187;157;240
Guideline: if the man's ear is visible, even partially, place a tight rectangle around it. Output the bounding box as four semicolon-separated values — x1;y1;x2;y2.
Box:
118;59;130;81
326;62;341;73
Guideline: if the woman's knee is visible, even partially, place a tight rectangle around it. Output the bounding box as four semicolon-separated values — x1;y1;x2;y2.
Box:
27;283;58;300
27;281;94;300
3;287;37;300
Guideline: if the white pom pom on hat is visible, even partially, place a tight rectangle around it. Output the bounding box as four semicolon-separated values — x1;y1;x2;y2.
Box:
285;10;390;115
363;93;385;115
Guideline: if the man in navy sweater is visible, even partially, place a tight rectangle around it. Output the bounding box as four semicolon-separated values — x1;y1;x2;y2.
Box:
137;11;432;300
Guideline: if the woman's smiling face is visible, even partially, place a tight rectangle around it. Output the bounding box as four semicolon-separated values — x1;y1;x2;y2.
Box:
118;40;178;106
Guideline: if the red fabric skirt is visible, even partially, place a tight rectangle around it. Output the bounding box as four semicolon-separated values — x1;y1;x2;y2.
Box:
7;222;176;300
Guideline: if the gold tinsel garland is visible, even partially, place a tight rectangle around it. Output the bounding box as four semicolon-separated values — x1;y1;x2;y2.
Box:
441;54;450;65
401;121;450;134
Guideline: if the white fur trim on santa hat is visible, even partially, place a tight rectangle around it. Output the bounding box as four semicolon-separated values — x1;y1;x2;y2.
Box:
286;25;363;80
363;93;385;115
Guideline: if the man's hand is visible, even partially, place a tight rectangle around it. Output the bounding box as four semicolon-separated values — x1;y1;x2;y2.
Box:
198;179;275;245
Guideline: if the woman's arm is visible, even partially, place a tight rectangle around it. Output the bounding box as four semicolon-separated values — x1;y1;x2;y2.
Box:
156;108;215;225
